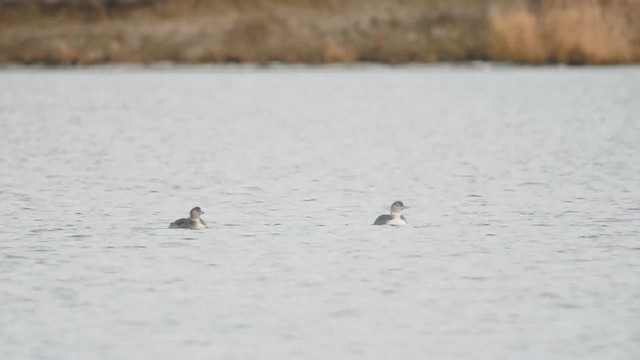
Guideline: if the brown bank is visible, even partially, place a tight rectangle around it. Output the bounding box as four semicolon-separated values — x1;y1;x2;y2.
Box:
0;0;638;65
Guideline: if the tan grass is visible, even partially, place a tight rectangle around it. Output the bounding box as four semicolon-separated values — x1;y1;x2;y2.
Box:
489;0;639;64
0;0;492;64
489;8;546;63
0;0;638;64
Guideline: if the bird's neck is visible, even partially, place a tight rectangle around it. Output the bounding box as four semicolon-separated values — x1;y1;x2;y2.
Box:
390;211;402;219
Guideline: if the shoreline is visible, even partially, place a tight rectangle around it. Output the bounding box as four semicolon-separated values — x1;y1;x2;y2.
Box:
2;61;639;72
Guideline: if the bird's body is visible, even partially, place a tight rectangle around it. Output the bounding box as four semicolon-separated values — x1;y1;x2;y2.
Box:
169;207;208;229
169;217;207;229
373;201;409;226
373;214;408;226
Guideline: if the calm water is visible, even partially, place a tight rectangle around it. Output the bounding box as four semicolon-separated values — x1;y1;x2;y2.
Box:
1;65;639;359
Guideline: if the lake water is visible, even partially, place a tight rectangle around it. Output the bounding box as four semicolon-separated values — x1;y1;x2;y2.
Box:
1;65;639;359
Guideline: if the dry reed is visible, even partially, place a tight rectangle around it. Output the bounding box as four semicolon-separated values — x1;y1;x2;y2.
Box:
489;0;640;64
0;0;638;65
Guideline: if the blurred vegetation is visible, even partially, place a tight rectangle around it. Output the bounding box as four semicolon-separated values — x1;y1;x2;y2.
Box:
0;0;638;65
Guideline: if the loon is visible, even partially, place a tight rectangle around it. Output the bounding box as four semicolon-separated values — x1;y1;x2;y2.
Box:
169;207;208;229
373;201;409;225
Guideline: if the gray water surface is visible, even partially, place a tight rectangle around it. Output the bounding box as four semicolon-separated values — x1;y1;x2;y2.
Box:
1;66;639;359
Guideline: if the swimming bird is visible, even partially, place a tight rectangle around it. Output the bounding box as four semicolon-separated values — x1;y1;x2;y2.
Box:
169;207;208;229
373;201;409;225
